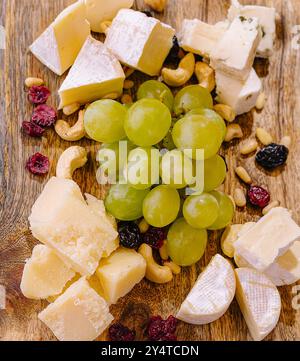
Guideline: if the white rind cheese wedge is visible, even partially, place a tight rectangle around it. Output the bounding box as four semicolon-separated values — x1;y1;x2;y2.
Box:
29;177;118;276
228;0;276;58
235;207;300;273
235;268;281;341
38;277;113;341
20;245;75;300
85;0;134;33
176;254;236;325
30;1;90;76
216;68;262;115
58;36;125;108
96;248;146;304
177;19;226;58
105;9;175;76
211;16;261;81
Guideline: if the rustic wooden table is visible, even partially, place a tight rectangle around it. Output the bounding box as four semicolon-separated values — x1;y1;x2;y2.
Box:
0;0;299;341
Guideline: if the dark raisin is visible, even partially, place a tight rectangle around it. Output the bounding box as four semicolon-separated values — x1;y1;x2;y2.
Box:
248;185;270;208
109;323;136;341
147;315;177;341
22;121;45;137
31;104;57;127
166;36;180;62
26;152;50;175
142;10;153;17
118;221;142;249
28;85;51;104
143;226;167;249
256;143;289;170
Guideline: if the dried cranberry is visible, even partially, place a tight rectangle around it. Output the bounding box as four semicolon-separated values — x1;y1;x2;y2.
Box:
147;315;177;341
22;121;45;137
118;222;142;249
143;227;166;249
248;186;270;208
256;143;289;170
28;85;51;104
109;323;136;341
31;104;57;127
26;153;50;175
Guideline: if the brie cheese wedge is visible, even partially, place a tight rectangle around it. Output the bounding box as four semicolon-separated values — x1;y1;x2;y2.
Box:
105;9;175;76
58;36;125;108
30;1;90;76
177;254;236;325
235;268;281;341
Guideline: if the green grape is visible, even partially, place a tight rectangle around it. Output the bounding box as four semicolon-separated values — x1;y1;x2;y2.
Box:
137;80;174;111
183;193;219;229
173;85;213;116
142;185;180;227
172;114;224;160
187;108;226;139
160;149;194;189
124;99;172;147
208;190;235;230
84;100;127;143
125;147;160;190
203;154;227;192
105;183;149;221
167;218;207;266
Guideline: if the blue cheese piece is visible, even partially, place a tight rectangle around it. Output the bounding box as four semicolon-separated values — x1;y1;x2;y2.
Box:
215;68;262;115
105;9;175;76
211;16;261;81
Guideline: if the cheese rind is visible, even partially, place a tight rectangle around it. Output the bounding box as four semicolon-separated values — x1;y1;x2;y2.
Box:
105;9;175;76
38;277;113;341
211;16;261;81
58;36;125;108
235;268;281;341
216;68;262;115
20;245;75;300
176;254;236;325
30;1;90;76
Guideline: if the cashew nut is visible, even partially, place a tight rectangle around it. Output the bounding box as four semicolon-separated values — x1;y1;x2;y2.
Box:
145;0;167;12
163;261;181;275
195;62;215;92
102;92;120;100
138;219;149;234
159;240;169;261
138;243;173;284
63;102;80;116
224;123;243;142
55;110;86;141
213;104;236;122
56;146;88;179
161;53;195;87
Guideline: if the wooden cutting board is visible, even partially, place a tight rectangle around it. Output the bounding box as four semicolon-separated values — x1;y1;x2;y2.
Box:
0;0;300;341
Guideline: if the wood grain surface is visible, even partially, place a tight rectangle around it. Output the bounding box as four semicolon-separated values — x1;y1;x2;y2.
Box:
0;0;300;341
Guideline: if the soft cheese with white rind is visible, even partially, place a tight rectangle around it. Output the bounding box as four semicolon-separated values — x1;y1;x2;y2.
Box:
177;19;226;58
216;68;262;115
228;0;276;58
38;277;113;341
177;254;236;325
96;247;146;304
211;16;261;81
235;207;300;273
58;36;125;108
30;1;90;76
105;9;175;76
29;177;118;276
85;0;134;33
20;245;75;300
235;268;281;341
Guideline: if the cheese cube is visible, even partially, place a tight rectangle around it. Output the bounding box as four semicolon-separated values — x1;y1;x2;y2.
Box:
228;0;276;58
211;16;261;81
105;9;175;76
177;19;226;58
20;245;75;300
30;1;90;76
235;208;300;272
58;36;125;108
29;177;118;276
96;248;146;304
215;68;262;115
38;277;113;341
85;0;134;33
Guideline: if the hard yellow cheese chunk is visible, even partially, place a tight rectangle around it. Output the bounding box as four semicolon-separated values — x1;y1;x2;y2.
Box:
96;247;146;304
30;1;90;76
39;277;113;341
